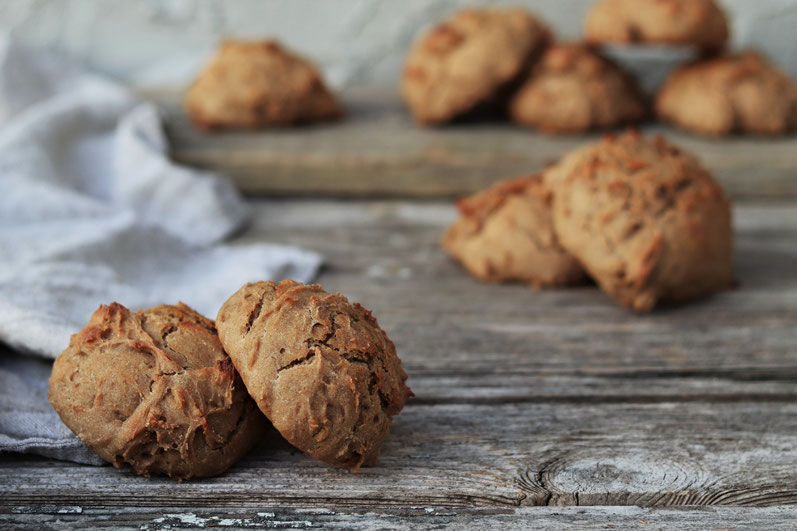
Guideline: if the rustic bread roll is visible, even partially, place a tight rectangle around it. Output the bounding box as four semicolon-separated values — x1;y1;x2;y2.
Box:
510;42;646;134
545;131;733;311
442;174;586;287
216;280;413;471
656;51;797;136
584;0;728;51
186;39;341;129
401;7;550;124
48;303;266;480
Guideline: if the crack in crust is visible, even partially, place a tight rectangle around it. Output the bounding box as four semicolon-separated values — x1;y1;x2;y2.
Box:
277;350;316;373
245;298;263;335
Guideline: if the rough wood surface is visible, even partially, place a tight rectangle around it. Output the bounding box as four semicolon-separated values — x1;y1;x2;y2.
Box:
2;506;797;530
152;86;797;199
2;199;796;528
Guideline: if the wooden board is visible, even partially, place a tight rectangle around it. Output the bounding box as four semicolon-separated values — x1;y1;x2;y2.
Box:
153;86;797;199
2;199;796;528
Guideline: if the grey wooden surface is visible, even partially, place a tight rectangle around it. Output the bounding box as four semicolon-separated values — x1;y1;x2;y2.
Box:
2;199;796;528
153;86;797;199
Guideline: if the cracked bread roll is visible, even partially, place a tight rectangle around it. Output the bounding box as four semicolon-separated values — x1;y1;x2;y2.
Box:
401;7;550;124
48;303;266;480
185;39;341;129
584;0;728;51
510;43;646;134
216;280;413;471
442;174;586;287
544;131;733;311
656;52;797;136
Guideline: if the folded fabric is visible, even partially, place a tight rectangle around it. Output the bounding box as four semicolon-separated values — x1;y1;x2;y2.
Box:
0;38;322;463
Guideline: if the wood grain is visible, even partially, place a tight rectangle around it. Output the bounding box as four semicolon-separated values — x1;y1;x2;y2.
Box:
151;86;797;199
2;199;796;527
4;400;797;508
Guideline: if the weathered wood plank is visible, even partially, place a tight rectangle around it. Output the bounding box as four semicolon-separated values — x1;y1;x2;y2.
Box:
151;86;797;199
3;400;797;508
2;505;796;530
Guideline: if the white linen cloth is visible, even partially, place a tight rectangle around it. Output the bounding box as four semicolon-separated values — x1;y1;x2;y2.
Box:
0;39;322;463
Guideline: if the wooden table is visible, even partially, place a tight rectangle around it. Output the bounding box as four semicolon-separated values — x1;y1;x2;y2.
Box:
2;88;797;529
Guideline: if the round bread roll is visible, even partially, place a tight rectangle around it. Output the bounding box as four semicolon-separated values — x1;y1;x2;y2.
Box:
185;39;341;129
442;174;586;287
401;7;550;124
510;43;646;134
48;303;266;480
656;52;797;136
584;0;728;51
216;280;412;471
544;131;733;311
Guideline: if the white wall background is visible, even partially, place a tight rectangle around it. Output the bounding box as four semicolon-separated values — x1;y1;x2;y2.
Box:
1;0;796;89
